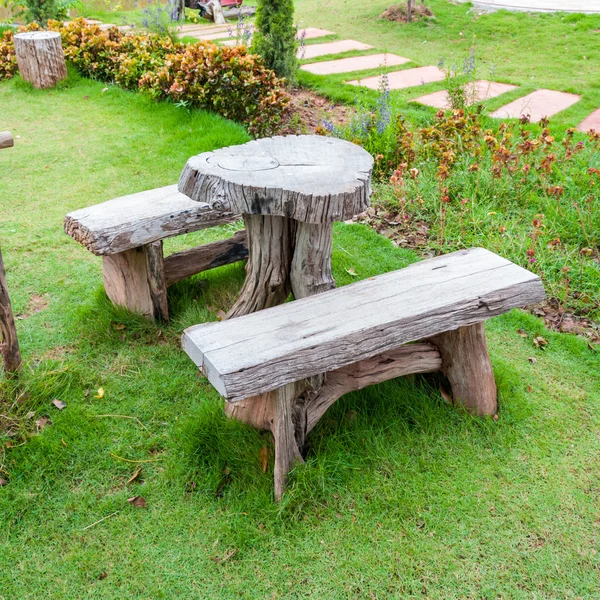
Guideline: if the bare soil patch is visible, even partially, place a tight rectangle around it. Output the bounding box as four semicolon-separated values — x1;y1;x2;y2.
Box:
381;3;434;23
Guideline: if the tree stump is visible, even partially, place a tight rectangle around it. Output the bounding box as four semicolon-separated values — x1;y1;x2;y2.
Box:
179;135;374;316
14;32;67;89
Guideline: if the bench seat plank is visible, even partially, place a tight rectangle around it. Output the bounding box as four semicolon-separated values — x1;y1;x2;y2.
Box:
183;248;545;402
64;185;240;255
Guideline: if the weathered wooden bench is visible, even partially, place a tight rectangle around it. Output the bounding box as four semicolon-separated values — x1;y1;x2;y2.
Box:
64;185;248;321
182;248;546;500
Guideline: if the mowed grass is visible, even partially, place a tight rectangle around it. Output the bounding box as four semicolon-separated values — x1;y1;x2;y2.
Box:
1;73;600;598
294;0;600;128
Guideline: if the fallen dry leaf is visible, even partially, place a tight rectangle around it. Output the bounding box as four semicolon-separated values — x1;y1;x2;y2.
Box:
345;267;358;277
259;447;268;473
98;572;107;580
84;389;90;397
216;309;227;321
52;399;67;410
533;336;549;349
0;478;7;486
528;357;537;364
35;416;51;432
127;468;142;485
95;387;105;399
211;548;238;564
26;411;35;419
517;328;528;338
127;495;147;508
61;439;67;447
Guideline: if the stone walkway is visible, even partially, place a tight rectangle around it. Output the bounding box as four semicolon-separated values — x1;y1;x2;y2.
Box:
80;18;599;132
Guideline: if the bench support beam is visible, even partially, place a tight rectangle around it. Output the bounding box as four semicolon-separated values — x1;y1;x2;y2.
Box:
102;233;249;322
430;323;497;416
224;343;443;499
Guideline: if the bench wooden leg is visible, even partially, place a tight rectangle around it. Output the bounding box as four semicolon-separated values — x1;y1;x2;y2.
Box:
273;382;304;501
430;323;497;416
290;221;335;298
224;344;443;499
102;241;169;322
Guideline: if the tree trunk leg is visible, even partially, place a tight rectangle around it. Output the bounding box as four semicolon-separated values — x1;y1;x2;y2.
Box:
273;382;304;501
226;215;295;318
0;248;22;375
145;241;169;322
290;221;335;299
102;243;168;322
429;323;497;416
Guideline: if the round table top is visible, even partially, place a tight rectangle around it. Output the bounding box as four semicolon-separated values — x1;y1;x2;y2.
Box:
178;135;374;223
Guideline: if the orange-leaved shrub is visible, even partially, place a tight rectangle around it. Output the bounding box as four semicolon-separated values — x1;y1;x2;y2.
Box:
0;30;18;80
1;20;289;136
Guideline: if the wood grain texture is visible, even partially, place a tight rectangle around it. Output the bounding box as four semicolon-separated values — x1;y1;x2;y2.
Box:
183;248;546;401
224;343;442;432
290;221;335;298
65;185;240;256
430;323;497;416
163;230;248;286
0;248;22;375
0;132;14;150
102;247;156;319
145;241;169;322
178;135;374;224
14;32;67;89
273;382;304;501
226;215;295;318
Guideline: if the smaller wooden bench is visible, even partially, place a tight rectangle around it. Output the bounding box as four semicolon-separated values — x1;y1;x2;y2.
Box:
64;185;248;321
182;248;546;500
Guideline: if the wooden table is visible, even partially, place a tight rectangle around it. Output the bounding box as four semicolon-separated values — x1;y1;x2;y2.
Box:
178;135;374;317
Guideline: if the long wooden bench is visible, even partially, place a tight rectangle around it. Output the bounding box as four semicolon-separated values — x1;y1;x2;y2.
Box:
64;185;248;321
182;248;546;500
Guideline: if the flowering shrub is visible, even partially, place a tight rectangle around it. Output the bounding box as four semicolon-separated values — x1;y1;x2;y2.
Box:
0;20;289;136
325;92;600;323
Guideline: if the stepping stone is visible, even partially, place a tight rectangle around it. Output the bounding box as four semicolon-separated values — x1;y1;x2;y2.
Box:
298;27;335;40
301;53;410;75
490;89;580;122
412;80;518;108
347;65;444;90
299;40;373;60
577;108;600;132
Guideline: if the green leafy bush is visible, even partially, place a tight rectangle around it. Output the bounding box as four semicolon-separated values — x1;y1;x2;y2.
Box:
0;30;18;80
252;0;298;83
0;20;289;136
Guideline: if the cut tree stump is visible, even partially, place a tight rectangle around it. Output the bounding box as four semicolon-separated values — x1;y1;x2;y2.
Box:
179;135;374;316
14;31;67;89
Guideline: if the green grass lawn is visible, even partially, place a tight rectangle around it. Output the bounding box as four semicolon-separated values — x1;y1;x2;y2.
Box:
1;72;600;598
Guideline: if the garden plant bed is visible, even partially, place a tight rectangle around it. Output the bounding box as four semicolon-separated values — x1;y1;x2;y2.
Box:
1;0;600;596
